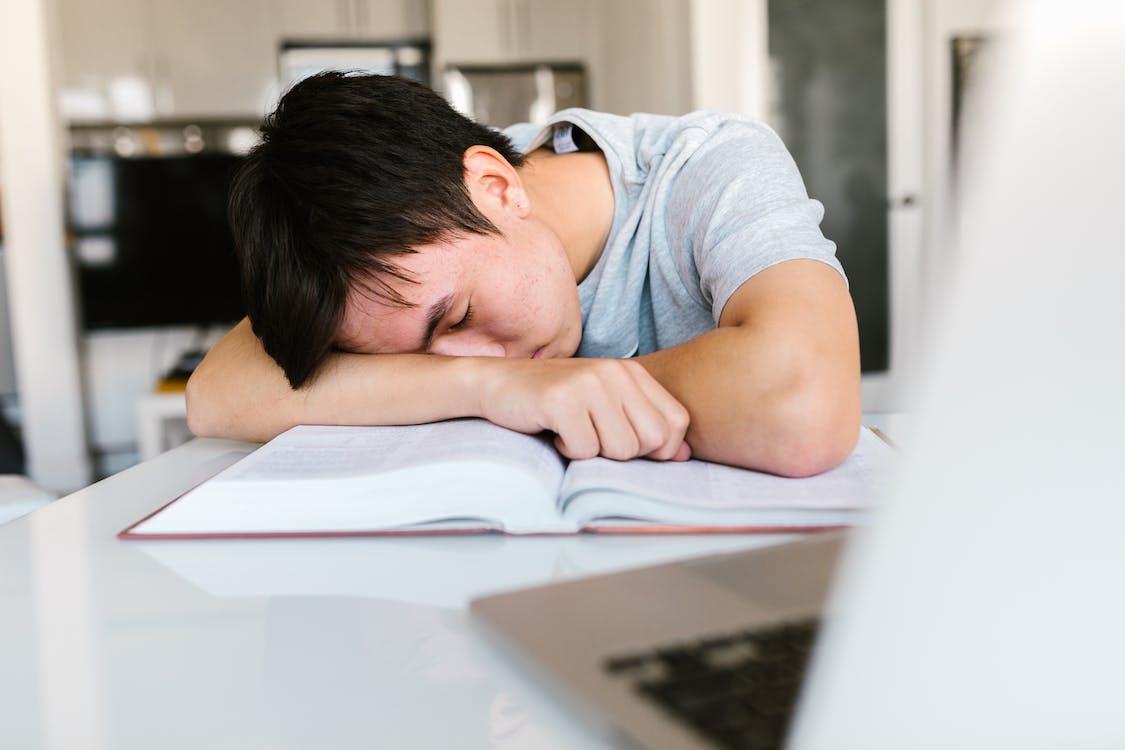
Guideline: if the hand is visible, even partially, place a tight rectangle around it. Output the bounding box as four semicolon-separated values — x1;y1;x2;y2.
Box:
475;358;692;461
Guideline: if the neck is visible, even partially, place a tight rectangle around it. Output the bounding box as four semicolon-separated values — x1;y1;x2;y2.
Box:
517;147;615;284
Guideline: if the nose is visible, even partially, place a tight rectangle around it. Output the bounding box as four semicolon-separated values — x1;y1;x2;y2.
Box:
429;335;506;358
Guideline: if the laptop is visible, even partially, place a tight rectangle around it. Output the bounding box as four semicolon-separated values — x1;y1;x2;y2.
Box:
471;4;1125;748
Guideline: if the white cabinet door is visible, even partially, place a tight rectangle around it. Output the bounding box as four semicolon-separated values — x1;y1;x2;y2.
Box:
434;0;596;66
276;0;351;38
433;0;514;66
59;0;431;122
58;0;153;121
355;0;431;38
149;0;278;117
520;0;597;62
278;0;429;40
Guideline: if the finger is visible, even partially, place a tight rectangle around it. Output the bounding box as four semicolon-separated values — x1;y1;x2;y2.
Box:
671;441;692;461
551;410;600;460
588;399;642;461
622;363;691;459
619;389;675;459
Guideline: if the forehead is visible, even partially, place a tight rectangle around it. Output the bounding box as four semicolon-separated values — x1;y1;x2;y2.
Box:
335;240;471;354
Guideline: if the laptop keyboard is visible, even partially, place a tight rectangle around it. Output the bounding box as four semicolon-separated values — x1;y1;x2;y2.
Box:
603;618;819;750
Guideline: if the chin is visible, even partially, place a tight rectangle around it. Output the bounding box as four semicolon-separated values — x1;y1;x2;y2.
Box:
530;314;582;359
558;333;582;358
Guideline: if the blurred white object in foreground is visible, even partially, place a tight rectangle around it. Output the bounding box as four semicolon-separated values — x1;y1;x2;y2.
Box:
791;1;1125;748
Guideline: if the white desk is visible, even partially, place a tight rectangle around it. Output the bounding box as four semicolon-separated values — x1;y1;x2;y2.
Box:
0;416;903;749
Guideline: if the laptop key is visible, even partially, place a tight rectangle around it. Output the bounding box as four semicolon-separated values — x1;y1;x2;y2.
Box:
604;653;647;673
656;647;710;675
603;617;820;750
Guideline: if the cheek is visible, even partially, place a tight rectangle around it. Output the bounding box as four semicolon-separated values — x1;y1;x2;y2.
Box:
508;258;569;333
478;227;576;339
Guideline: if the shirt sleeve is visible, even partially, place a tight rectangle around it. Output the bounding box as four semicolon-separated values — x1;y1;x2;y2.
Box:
664;118;847;324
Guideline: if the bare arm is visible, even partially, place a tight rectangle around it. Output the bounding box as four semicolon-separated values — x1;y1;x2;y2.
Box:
637;260;861;477
186;319;487;442
187;319;691;459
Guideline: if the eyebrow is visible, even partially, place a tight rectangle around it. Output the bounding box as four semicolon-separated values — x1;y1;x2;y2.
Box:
421;293;455;352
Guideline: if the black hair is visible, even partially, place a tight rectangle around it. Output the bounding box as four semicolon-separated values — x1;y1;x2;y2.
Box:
228;72;526;388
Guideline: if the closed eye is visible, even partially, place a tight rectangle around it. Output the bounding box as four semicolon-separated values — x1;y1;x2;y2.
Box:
450;302;473;331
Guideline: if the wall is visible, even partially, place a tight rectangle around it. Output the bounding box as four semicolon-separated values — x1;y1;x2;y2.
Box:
0;0;92;492
0;252;20;401
689;0;768;117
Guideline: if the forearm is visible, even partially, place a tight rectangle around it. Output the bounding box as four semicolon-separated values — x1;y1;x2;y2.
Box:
636;325;861;476
186;319;486;442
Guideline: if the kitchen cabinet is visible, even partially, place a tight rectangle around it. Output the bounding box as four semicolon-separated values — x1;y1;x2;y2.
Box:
354;0;430;38
432;0;597;66
57;0;152;120
278;0;429;40
432;0;694;115
58;0;275;120
519;0;597;62
276;0;350;38
58;0;428;121
148;0;276;118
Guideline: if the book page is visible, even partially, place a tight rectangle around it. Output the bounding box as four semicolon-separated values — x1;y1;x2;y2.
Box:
223;418;564;484
558;428;895;526
129;419;573;536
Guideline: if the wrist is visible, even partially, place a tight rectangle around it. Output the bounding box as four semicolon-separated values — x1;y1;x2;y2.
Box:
447;355;504;419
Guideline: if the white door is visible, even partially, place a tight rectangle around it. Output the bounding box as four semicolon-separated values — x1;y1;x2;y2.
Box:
698;0;925;413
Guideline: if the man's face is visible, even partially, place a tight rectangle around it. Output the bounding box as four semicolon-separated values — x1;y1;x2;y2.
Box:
336;212;583;361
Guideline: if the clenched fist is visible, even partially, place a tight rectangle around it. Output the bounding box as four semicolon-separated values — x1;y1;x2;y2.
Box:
474;358;691;461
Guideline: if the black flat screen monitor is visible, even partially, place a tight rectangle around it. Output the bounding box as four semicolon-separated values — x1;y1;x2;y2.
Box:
69;153;245;330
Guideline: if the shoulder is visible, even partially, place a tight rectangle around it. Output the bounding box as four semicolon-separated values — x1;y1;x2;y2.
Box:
669;112;797;175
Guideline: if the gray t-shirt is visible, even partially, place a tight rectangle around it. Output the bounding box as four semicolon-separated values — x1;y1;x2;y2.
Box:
503;109;845;359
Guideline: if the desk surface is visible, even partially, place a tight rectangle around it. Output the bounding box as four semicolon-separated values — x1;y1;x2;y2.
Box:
0;414;905;749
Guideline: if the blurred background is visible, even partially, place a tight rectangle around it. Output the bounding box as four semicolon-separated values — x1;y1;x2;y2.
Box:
0;0;1003;495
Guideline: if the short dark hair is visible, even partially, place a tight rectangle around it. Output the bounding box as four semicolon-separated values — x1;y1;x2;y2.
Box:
228;72;526;388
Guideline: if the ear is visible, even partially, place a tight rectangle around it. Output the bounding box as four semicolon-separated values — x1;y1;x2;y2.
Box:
462;145;531;218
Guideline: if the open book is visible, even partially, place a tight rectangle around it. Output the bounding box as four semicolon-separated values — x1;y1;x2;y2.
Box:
120;419;895;539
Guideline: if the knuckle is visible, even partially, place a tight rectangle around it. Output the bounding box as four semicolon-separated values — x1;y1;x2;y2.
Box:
557;428;599;460
569;440;599;460
636;425;667;453
603;435;640;461
669;406;690;433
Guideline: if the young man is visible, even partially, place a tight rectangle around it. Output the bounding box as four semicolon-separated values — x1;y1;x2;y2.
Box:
187;72;860;477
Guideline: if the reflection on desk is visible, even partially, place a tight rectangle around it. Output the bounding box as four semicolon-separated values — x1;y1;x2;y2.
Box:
138;534;791;608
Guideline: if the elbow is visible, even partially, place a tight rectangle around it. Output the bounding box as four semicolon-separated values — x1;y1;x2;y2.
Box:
767;388;860;478
185;368;222;438
185;360;287;444
186;365;252;440
768;423;858;478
